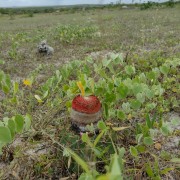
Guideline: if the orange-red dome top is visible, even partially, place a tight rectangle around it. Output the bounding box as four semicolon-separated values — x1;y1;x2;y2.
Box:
72;95;101;114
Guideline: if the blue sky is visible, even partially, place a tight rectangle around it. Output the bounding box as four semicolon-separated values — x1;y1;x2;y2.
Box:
0;0;166;7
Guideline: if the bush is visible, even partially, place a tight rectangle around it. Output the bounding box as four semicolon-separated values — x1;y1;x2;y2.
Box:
28;12;34;17
166;0;175;8
140;2;154;10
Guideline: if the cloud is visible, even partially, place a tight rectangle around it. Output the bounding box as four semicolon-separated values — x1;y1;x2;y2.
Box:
0;0;166;7
0;0;60;7
0;0;119;7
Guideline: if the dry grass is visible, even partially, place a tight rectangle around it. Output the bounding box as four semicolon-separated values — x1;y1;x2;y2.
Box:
0;7;179;78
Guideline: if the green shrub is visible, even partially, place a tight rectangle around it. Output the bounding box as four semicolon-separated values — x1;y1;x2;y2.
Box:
166;0;175;8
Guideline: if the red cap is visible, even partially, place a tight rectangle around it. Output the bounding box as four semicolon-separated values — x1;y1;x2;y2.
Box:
72;95;101;114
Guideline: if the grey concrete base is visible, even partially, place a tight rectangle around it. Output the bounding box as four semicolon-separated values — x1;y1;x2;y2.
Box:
70;108;102;125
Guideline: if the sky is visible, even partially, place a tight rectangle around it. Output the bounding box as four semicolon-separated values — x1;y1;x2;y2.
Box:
0;0;167;7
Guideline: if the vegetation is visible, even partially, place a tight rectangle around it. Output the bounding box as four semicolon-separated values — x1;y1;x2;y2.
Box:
0;2;180;179
0;1;179;16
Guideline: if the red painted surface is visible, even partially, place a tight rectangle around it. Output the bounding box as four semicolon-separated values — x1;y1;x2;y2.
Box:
72;95;101;114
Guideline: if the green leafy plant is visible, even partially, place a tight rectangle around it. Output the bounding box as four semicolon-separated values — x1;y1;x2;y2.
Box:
55;24;98;43
0;114;31;153
0;70;11;94
8;41;19;60
26;52;179;178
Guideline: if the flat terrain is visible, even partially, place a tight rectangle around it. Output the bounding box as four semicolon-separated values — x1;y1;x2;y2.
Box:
0;7;179;78
0;5;180;179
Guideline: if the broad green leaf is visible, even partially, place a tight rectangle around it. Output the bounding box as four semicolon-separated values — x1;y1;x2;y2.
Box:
98;121;107;131
86;56;93;64
99;69;107;78
145;89;154;99
117;84;128;99
161;126;170;136
112;53;123;64
147;71;156;81
2;85;9;94
136;145;146;153
65;100;72;109
102;59;112;67
81;133;89;142
109;109;116;118
146;103;157;111
125;65;135;75
130;100;141;110
117;110;126;120
160;65;170;75
123;78;133;89
122;102;131;113
107;63;115;74
104;92;116;103
152;84;164;96
152;67;160;79
143;137;153;146
130;146;138;157
8;119;16;138
15;114;24;133
136;92;145;103
93;63;99;73
139;73;147;82
132;83;143;95
108;82;114;92
5;75;11;88
95;87;104;95
63;85;69;91
81;133;93;148
0;126;12;143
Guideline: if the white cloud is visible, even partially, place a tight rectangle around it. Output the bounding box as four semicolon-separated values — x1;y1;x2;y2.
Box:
0;0;61;7
0;0;127;7
0;0;167;7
